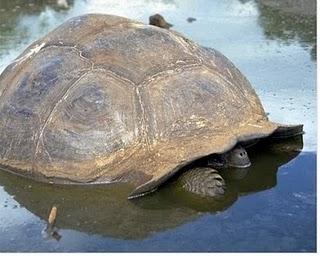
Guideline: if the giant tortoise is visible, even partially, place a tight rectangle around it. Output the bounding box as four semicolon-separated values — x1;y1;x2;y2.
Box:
0;14;303;199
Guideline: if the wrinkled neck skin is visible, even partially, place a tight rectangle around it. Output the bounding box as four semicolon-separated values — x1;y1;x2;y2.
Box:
207;145;251;169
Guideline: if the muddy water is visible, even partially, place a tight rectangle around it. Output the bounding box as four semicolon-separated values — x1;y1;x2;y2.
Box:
0;0;316;252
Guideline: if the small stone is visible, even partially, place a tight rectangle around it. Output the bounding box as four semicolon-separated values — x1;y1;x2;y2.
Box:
149;14;173;29
187;17;196;23
57;0;69;9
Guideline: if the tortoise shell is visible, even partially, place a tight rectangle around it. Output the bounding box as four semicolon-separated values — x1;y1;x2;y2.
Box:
0;14;302;198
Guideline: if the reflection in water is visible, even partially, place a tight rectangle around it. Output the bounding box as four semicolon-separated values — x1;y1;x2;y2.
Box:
0;136;302;240
254;0;316;59
0;0;74;62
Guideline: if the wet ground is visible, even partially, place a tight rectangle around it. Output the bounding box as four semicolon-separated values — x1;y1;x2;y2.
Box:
0;0;316;252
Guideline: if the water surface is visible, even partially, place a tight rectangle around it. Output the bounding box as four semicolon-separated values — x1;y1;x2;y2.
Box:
0;0;316;252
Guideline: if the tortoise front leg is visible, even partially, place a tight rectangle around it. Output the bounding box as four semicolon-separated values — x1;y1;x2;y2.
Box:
178;167;226;197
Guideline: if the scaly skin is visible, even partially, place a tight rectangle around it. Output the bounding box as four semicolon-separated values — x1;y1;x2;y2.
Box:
179;145;251;197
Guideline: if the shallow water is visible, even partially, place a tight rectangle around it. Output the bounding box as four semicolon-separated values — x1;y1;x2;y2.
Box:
0;0;316;252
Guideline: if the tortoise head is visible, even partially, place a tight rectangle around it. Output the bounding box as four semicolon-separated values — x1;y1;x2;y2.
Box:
225;146;251;168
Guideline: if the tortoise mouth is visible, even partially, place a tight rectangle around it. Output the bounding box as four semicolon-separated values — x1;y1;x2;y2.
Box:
228;162;251;168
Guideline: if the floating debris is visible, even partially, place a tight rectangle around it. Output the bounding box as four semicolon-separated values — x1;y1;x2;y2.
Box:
42;205;61;241
48;205;57;225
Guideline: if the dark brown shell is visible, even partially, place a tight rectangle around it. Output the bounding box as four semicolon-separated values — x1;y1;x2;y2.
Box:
0;14;302;198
